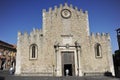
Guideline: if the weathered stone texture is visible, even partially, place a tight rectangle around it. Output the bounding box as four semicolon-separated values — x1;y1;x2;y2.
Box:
15;3;114;76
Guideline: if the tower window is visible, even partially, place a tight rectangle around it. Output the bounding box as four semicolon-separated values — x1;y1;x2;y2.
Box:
94;43;102;58
30;44;38;59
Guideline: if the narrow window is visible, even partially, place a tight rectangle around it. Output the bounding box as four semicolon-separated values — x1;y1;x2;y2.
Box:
95;43;102;58
32;45;35;58
30;44;38;59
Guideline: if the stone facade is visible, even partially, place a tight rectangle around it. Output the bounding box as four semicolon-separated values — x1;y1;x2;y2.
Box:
15;3;114;76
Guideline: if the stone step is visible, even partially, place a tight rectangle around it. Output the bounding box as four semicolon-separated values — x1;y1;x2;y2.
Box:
0;70;119;80
0;76;119;80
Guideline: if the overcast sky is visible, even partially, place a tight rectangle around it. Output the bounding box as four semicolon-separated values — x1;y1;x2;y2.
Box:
0;0;120;53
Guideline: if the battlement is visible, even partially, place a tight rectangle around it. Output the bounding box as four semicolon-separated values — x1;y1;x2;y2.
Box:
42;3;88;15
18;28;43;40
90;32;110;40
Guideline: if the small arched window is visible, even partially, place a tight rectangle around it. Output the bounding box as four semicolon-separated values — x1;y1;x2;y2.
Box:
94;43;102;58
30;44;38;59
32;45;36;58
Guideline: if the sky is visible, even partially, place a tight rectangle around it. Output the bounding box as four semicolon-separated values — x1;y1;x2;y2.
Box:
0;0;120;53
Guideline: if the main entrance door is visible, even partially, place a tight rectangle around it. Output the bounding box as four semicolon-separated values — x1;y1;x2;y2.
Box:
61;51;75;76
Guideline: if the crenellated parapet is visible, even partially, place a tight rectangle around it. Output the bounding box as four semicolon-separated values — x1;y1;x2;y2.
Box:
30;28;42;36
17;29;43;44
90;32;110;41
42;3;88;19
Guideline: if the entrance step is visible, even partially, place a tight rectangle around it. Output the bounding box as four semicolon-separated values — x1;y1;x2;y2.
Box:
0;70;119;80
0;76;119;80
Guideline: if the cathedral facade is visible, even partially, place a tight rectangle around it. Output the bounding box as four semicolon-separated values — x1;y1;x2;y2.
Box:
15;3;114;76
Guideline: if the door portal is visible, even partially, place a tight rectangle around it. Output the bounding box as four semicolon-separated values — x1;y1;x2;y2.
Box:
62;51;75;76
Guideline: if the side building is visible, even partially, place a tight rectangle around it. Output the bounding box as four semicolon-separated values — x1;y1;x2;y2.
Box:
113;28;120;77
15;3;114;76
0;40;16;70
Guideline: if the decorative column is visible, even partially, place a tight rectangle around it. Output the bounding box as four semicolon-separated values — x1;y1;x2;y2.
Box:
54;42;59;76
75;41;81;76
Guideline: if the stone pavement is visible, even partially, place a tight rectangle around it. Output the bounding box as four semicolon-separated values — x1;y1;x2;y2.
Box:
0;70;119;80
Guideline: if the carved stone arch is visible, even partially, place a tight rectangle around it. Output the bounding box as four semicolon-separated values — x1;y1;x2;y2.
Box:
94;43;102;58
